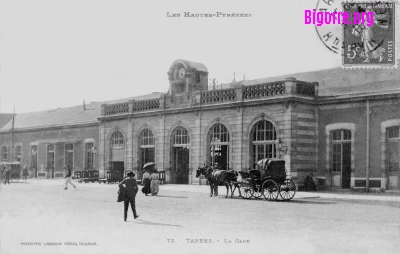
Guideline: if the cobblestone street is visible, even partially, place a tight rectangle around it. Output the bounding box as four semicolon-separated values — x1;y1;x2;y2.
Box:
1;180;399;254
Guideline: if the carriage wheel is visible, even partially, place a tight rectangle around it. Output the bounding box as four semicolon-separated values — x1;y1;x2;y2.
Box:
279;179;296;200
239;182;253;199
252;184;263;198
262;180;279;201
11;176;20;183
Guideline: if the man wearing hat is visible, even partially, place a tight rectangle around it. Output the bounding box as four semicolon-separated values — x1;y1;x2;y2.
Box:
119;171;139;221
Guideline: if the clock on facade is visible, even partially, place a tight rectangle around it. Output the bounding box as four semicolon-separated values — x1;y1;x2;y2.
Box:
177;67;185;80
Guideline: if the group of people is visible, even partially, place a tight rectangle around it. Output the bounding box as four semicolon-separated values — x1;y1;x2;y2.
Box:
141;169;160;196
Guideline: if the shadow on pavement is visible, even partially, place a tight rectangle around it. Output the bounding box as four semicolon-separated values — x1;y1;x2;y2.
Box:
285;199;337;205
152;195;187;199
127;219;182;227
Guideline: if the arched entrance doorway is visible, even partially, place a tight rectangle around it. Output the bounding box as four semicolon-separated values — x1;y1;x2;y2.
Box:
110;131;125;178
170;127;190;184
139;129;155;180
208;123;230;170
250;120;278;167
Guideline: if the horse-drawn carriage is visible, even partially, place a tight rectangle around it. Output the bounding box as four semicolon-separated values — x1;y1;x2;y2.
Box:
238;159;296;201
1;161;22;183
195;158;296;201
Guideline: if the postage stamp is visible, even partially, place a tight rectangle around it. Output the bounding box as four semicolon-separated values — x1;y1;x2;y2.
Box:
342;1;397;68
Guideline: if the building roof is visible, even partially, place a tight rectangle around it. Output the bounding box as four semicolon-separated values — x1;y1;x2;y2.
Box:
1;66;399;131
0;114;14;129
220;67;400;96
0;93;163;131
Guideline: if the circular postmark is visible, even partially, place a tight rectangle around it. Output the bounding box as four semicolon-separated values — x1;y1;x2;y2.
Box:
315;0;353;54
315;0;394;65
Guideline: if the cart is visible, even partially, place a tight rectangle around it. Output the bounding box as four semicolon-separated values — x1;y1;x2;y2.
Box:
238;159;296;201
77;170;100;183
1;161;21;183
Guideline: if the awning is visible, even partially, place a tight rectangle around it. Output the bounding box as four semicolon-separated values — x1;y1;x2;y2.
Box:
31;139;82;144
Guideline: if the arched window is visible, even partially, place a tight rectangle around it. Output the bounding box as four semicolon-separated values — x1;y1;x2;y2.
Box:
251;120;277;164
209;123;229;144
172;127;189;146
140;129;155;147
139;128;155;179
208;123;230;170
85;143;95;170
110;131;124;148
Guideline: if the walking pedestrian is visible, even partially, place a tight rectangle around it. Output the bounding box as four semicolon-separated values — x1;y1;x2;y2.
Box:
150;171;159;196
22;165;29;181
141;170;151;196
119;171;139;221
4;166;11;185
64;166;76;190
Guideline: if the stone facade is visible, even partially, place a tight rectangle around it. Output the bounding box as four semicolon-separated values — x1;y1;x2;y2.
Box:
1;59;400;191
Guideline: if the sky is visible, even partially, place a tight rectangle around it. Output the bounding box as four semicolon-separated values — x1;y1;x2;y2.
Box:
0;0;343;114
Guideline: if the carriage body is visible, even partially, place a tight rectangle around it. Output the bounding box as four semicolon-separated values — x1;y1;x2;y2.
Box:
1;161;21;183
261;159;287;184
239;159;296;201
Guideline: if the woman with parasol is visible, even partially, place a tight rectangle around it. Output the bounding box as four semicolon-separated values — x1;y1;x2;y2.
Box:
141;162;152;196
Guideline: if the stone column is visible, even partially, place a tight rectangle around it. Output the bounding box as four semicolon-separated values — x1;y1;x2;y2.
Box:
282;102;293;178
284;77;297;95
158;114;166;172
126;118;133;171
191;111;202;184
98;124;106;178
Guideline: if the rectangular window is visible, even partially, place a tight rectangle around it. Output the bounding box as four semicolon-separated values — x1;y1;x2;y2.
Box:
15;146;22;162
1;146;8;161
388;142;399;172
388;126;400;139
85;143;94;170
47;144;55;170
31;146;38;169
387;126;400;172
65;143;74;169
332;143;342;172
332;130;341;141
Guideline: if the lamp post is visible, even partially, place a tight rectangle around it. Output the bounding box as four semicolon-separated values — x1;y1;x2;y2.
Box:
278;138;288;155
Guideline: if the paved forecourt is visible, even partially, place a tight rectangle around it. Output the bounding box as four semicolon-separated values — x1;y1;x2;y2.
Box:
0;179;399;254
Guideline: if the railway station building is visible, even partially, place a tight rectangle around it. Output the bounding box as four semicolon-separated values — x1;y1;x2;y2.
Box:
1;59;399;191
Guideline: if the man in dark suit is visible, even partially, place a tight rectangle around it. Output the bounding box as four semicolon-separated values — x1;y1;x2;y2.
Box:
119;171;139;221
4;166;11;185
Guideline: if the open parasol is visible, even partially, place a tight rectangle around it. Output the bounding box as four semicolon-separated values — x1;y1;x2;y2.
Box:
257;158;271;171
143;162;155;169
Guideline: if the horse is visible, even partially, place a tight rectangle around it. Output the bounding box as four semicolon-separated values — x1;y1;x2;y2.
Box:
196;166;216;197
196;166;238;198
210;169;238;198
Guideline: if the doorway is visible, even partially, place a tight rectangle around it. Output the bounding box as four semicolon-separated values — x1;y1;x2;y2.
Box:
172;147;189;184
210;145;229;170
341;143;351;189
140;148;155;179
111;161;124;182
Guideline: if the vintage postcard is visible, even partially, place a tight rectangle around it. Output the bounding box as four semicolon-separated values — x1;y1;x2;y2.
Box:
0;0;399;254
